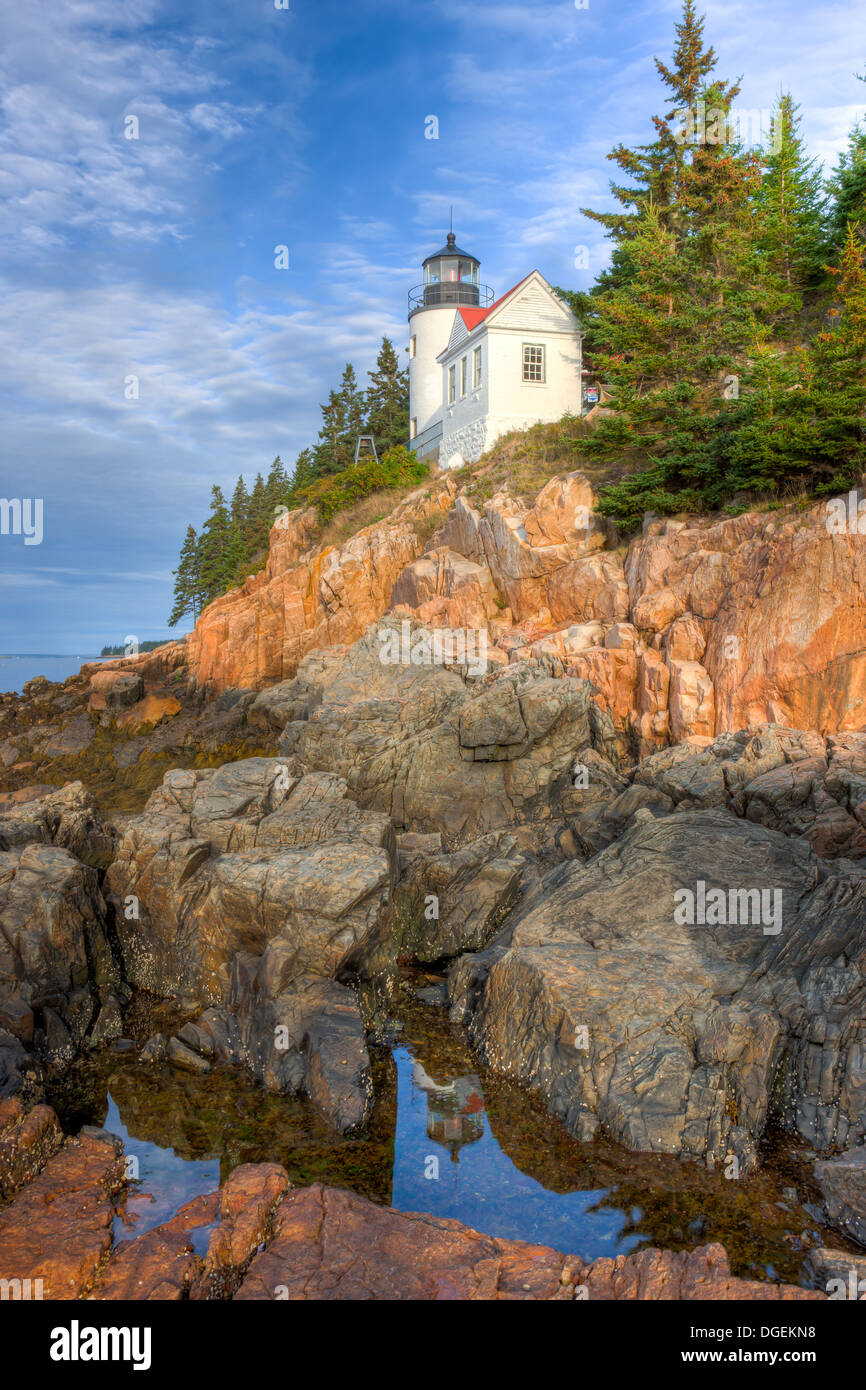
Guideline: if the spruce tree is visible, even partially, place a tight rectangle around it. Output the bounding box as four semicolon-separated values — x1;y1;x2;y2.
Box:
583;204;714;520
311;366;366;476
694;225;866;502
757;94;826;300
168;524;202;627
803;222;866;492
337;363;366;467
825;117;866;253
714;338;810;499
248;472;269;552
366;337;409;455
575;4;827;523
230;475;250;545
587;80;773;521
581;0;734;257
312;388;347;479
264;456;290;516
290;447;315;496
197;486;233;602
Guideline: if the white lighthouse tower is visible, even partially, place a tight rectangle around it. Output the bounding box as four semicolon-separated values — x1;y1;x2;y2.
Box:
408;230;492;460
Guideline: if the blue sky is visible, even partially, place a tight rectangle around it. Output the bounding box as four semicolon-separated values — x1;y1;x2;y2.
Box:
1;0;863;652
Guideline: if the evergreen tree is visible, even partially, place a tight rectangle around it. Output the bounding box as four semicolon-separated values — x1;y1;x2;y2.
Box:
290;447;315;495
168;524;202;627
230;474;250;545
571;3;828;523
247;472;269;551
711;337;811;500
312;388;346;479
611;223;866;513
801;222;866;492
312;364;367;477
338;363;366;466
581;0;734;260
365;337;409;455
757;94;826;299
727;225;866;497
586;82;773;521
197;485;233;601
573;0;747;376
264;456;290;517
825;113;866;253
583;204;715;519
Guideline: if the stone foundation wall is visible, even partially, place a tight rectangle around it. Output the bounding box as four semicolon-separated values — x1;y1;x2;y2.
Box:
441;417;489;467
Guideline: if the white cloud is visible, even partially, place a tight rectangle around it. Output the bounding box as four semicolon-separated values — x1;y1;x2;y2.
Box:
189;103;255;138
0;3;303;257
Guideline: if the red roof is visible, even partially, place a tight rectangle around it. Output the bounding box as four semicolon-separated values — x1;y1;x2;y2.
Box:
457;306;489;332
456;273;534;334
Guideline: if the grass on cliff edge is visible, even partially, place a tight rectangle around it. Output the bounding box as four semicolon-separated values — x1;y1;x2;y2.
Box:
315;423;609;552
228;420;624;581
451;414;628;509
317;488;446;551
310;418;625;553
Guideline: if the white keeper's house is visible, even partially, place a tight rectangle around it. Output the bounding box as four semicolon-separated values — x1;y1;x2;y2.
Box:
407;230;584;469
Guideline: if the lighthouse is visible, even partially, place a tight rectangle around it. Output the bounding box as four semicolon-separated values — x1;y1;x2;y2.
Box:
407;231;584;469
408;231;493;457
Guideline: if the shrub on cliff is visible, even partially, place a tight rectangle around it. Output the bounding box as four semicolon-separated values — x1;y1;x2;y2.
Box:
291;446;428;523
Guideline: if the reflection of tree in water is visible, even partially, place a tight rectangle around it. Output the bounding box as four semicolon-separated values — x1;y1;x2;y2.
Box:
412;1062;485;1162
46;1048;398;1206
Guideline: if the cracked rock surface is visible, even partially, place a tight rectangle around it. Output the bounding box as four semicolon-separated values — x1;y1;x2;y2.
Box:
449;809;866;1169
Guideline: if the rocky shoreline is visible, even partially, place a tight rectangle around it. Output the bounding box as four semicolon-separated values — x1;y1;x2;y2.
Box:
2;468;865;1299
0;1120;831;1301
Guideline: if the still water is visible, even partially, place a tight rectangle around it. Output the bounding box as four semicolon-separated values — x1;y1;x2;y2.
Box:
0;654;102;693
104;1093;221;1246
390;1048;640;1255
47;993;826;1281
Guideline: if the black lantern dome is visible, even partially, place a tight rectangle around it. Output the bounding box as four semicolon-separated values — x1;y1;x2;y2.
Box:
409;231;494;315
422;230;477;269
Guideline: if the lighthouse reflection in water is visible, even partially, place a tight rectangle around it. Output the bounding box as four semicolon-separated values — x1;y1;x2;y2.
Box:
390;1044;637;1258
413;1061;485;1159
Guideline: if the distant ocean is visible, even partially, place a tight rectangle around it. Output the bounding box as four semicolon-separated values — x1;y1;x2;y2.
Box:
0;654;107;694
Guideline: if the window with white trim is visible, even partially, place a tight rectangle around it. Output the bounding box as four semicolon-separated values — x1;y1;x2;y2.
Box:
410;336;416;358
473;346;482;388
410;418;417;439
448;364;456;404
522;343;545;383
460;356;468;396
